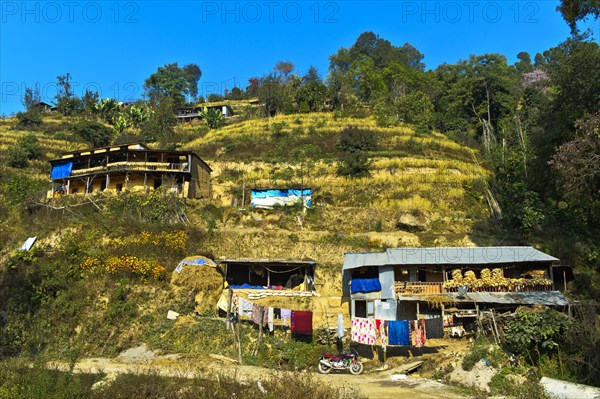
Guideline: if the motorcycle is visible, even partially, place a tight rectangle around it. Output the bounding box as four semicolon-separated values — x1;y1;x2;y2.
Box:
317;348;364;375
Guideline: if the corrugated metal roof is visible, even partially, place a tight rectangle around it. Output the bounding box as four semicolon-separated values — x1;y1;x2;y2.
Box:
398;291;569;307
343;247;558;270
219;258;316;266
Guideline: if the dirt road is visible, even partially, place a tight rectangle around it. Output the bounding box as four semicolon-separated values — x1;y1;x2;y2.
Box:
51;357;469;399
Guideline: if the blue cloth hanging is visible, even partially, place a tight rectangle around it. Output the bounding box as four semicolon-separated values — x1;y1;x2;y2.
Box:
388;320;410;345
350;278;382;293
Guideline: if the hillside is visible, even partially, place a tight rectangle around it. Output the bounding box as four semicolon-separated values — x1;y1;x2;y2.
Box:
0;112;493;354
6;111;592;399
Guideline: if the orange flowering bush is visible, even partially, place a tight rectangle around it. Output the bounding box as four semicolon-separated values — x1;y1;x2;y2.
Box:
80;255;167;280
136;230;188;254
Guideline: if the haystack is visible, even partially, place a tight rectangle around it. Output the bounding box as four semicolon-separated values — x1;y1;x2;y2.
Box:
170;257;224;314
170;265;223;291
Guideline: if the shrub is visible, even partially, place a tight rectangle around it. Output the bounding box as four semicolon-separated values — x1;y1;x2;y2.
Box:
81;255;167;280
6;146;29;168
15;111;42;128
2;173;46;206
270;121;287;138
503;307;569;363
337;126;378;177
70;120;114;147
6;134;41;168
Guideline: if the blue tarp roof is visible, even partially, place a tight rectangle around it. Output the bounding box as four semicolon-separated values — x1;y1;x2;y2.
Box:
50;161;73;179
175;256;217;273
251;189;312;198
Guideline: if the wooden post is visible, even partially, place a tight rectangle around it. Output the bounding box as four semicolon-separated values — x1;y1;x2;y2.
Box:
304;267;308;291
442;266;446;289
441;302;445;337
226;288;233;328
254;307;264;356
235;320;242;364
563;270;567;293
491;309;500;344
144;173;147;192
241;177;245;207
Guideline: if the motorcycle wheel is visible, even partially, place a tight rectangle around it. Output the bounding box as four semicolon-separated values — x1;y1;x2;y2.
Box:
318;362;333;374
349;361;364;375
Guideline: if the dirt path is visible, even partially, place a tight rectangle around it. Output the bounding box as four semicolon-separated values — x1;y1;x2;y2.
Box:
51;357;469;399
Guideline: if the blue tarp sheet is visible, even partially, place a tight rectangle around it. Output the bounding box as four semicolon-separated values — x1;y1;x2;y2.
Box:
50;161;73;179
350;278;382;293
251;189;312;208
388;320;411;345
230;284;264;289
175;256;216;273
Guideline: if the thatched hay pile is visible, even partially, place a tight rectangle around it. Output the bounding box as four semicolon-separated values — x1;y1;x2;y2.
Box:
170;263;224;314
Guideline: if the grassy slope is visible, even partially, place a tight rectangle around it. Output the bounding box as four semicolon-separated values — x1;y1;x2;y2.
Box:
0;112;493;360
183;113;491;270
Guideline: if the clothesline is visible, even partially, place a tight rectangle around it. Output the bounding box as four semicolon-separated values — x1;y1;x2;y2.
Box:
350;316;442;349
233;293;313;335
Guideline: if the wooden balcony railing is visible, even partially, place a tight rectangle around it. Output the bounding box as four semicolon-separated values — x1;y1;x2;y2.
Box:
70;161;189;176
395;281;553;295
395;282;443;295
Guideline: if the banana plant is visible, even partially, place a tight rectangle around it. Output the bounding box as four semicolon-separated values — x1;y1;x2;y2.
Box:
199;107;224;129
95;98;122;125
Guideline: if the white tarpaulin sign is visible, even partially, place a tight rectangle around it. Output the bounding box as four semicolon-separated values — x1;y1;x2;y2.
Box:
251;189;312;209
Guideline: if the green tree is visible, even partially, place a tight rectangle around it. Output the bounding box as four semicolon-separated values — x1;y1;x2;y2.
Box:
21;85;41;111
55;73;82;116
258;73;286;116
207;93;224;102
141;97;177;147
337;127;378;177
330;32;425;72
295;66;327;112
396;91;434;128
515;52;534;74
550;112;600;224
348;57;387;104
226;87;244;100
529;37;600;196
71;120;114;147
7;146;30;168
81;89;99;118
144;63;201;108
557;0;600;32
433;54;518;152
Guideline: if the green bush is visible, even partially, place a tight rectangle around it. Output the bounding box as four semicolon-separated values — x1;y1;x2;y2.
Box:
1;173;46;206
337;127;378;177
6;134;41;168
70;120;114;147
15;111;42;128
6;146;29;168
503;307;569;363
489;367;547;399
462;337;504;371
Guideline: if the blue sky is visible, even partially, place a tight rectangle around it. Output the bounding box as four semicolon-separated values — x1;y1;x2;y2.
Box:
1;1;598;115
